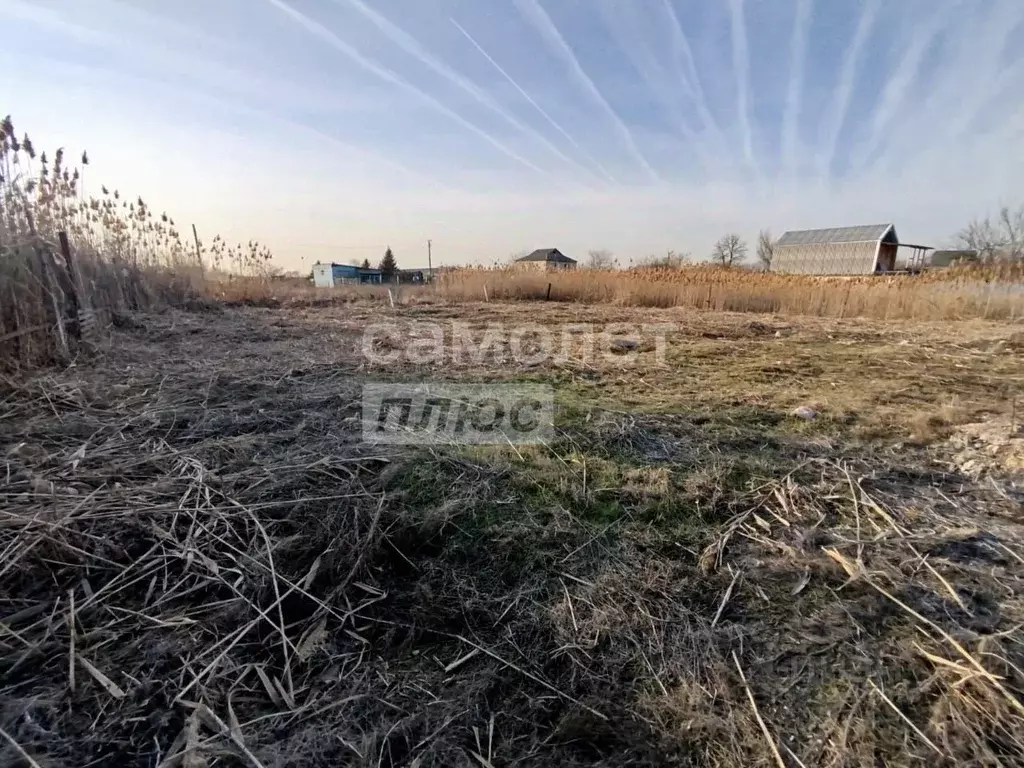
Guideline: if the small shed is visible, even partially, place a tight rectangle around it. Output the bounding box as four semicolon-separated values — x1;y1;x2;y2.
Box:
930;249;979;268
515;248;577;272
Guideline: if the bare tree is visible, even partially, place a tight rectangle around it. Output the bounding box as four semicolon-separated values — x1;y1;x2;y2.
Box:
955;204;1024;262
633;250;690;270
956;217;1004;262
664;249;689;267
587;249;615;269
711;233;748;267
756;229;775;272
999;205;1024;260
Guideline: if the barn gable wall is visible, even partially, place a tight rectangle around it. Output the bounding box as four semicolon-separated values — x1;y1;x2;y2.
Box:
772;241;879;275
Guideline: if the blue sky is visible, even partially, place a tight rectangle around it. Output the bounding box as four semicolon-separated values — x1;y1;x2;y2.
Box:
3;0;1023;269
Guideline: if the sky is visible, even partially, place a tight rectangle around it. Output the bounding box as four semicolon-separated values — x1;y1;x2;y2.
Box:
2;0;1023;270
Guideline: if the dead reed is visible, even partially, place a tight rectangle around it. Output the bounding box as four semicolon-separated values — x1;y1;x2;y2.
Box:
436;265;1024;321
0;115;274;369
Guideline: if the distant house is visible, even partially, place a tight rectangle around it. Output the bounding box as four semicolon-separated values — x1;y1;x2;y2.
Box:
771;224;931;275
514;248;577;272
312;262;384;287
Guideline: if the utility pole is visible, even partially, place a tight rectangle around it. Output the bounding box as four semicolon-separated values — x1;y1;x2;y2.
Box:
427;239;433;280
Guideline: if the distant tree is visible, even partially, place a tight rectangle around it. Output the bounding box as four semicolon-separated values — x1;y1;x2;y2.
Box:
664;249;689;267
711;234;748;267
954;205;1024;262
1000;205;1024;261
955;217;1004;262
632;250;690;270
587;249;615;269
756;229;775;272
361;258;371;269
379;247;398;279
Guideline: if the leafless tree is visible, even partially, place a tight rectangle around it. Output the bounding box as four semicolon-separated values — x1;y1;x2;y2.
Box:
633;250;690;270
711;233;748;267
587;249;615;269
756;229;775;271
954;204;1024;262
956;218;1004;262
999;205;1024;260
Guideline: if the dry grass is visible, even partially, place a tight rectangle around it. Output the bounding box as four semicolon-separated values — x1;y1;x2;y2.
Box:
202;275;437;308
434;266;1024;321
2;306;1023;767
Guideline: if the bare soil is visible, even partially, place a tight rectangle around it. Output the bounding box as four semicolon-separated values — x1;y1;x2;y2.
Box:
2;301;1023;767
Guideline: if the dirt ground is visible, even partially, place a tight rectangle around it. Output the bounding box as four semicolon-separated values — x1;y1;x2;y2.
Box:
2;300;1024;767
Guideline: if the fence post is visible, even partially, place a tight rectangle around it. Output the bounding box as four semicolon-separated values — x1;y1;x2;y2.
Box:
192;224;205;274
546;282;552;301
58;232;81;340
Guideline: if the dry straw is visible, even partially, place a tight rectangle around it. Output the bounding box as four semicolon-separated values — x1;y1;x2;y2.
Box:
434;263;1024;321
0;115;275;369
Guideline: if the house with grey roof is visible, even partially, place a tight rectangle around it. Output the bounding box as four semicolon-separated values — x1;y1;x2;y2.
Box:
514;248;577;272
771;224;931;275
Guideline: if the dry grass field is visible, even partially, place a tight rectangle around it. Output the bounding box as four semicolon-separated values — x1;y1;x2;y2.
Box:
3;298;1024;767
435;265;1024;320
5;114;1024;766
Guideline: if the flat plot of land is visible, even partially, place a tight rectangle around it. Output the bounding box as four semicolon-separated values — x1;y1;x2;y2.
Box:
3;301;1024;767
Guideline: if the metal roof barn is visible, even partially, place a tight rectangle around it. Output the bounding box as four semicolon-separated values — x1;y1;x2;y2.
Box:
772;224;899;275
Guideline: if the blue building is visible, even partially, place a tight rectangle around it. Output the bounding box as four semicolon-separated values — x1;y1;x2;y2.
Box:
312;262;384;287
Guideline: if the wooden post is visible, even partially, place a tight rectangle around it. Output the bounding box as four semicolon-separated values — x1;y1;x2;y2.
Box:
546;282;552;301
387;289;395;308
57;232;81;340
484;284;489;302
192;224;204;273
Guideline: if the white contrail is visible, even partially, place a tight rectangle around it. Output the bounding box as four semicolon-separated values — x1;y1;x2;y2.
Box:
331;0;606;187
870;0;1024;174
726;0;756;172
514;0;661;182
450;17;618;184
817;0;879;179
595;0;721;173
264;0;558;181
851;0;959;173
661;0;730;159
923;0;1024;144
263;111;462;193
781;0;813;177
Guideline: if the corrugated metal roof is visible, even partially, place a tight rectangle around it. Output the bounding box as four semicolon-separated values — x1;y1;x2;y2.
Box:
777;224;893;246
